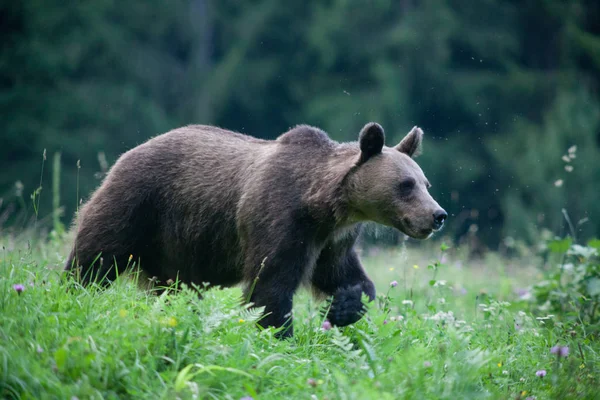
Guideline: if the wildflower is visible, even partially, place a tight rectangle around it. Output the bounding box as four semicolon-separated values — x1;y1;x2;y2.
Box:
423;361;432;368
389;267;394;271
562;155;571;163
128;254;133;263
536;369;547;378
536;314;555;324
497;362;502;368
240;397;254;400
526;397;536;400
413;264;419;269
402;299;413;306
515;288;532;300
426;310;455;323
239;319;245;323
307;378;317;387
502;370;509;375
390;280;398;287
550;345;569;357
322;320;332;331
554;179;564;187
580;364;586;369
119;309;128;318
13;284;25;294
36;346;44;354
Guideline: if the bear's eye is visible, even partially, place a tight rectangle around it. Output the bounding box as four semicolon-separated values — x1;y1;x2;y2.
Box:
398;178;416;197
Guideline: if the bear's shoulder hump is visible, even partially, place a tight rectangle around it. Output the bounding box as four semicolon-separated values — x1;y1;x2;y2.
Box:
276;125;333;147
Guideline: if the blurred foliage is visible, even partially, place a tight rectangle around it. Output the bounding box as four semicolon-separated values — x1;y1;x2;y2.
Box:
1;0;599;248
533;236;600;326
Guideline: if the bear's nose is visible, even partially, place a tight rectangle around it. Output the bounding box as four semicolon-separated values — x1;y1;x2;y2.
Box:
433;209;448;230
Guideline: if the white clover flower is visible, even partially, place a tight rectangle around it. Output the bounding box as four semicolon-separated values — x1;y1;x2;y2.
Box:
426;311;455;323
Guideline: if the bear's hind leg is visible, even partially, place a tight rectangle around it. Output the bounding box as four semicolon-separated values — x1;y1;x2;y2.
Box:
65;238;133;286
65;185;160;286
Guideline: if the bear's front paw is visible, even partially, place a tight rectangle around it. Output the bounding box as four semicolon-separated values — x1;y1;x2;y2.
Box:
326;284;368;327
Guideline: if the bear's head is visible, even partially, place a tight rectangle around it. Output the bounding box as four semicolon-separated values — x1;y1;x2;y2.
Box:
346;122;447;239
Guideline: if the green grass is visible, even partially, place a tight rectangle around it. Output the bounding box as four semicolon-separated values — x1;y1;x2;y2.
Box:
0;236;598;400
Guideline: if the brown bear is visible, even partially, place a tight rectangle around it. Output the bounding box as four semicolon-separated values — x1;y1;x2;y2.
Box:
65;122;446;337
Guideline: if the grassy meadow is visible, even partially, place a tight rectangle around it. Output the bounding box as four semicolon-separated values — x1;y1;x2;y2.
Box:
1;232;598;400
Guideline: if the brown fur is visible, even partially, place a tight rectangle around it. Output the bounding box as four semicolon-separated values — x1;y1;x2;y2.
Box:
65;122;446;337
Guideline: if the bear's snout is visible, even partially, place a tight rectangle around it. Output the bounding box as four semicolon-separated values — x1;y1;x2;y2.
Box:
432;209;448;230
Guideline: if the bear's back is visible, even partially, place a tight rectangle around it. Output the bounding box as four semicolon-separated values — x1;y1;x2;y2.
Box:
148;124;335;157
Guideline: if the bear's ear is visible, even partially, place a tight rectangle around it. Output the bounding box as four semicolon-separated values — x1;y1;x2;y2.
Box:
396;126;423;158
358;122;385;164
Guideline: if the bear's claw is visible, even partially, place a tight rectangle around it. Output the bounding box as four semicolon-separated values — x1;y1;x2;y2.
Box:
326;284;367;326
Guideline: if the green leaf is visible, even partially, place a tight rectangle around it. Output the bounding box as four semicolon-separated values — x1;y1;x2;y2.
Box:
587;238;600;251
54;348;68;371
440;242;450;252
174;364;195;392
243;383;259;398
429;280;437;287
84;352;96;368
547;237;572;254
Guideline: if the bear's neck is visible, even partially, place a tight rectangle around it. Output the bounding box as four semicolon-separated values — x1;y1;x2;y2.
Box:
305;143;362;229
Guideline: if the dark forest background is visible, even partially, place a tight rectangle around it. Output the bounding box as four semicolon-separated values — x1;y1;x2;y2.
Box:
1;0;599;250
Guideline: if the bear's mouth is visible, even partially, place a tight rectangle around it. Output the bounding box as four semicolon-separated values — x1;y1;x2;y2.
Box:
398;218;433;240
414;228;434;240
